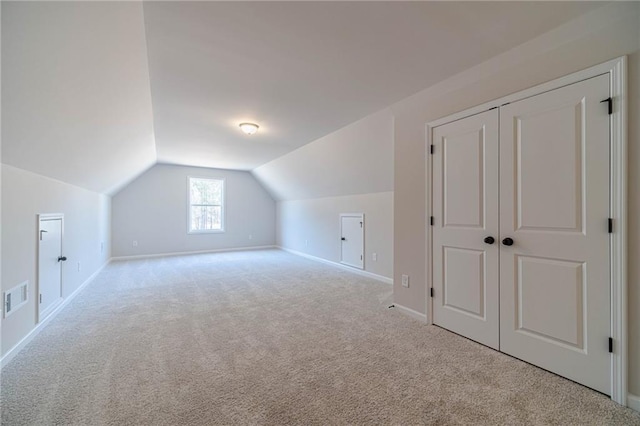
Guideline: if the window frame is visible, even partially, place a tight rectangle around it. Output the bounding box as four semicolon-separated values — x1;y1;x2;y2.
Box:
187;176;226;234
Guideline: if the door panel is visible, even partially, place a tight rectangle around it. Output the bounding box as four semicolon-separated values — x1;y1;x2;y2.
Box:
499;74;610;394
443;247;485;318
516;255;585;349
443;128;485;228
516;102;584;232
39;218;63;320
340;215;363;269
432;109;499;350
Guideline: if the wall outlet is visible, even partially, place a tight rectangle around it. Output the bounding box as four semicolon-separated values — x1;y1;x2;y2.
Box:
401;274;410;288
372;252;377;261
77;262;81;272
132;240;138;247
305;239;308;247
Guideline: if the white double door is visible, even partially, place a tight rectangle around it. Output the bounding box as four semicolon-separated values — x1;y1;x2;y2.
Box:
431;74;610;394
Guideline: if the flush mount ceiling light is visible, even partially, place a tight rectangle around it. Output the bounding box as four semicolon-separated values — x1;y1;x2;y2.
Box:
239;122;259;135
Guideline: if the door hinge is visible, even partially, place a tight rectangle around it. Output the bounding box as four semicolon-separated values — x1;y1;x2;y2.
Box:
360;255;363;261
609;337;614;353
360;221;363;228
430;288;434;298
608;218;614;233
39;294;42;304
430;144;435;155
601;97;613;115
430;216;434;226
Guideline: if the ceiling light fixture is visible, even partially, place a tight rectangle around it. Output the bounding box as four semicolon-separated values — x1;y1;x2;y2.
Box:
239;122;259;135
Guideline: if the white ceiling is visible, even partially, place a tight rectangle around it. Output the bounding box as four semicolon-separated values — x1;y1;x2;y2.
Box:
143;1;605;171
2;2;156;194
253;108;394;201
2;2;606;193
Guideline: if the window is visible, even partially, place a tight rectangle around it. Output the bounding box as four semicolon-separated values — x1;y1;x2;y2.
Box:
188;177;224;233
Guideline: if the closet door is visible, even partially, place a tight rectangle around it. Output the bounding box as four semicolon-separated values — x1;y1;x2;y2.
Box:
432;109;499;350
499;74;610;394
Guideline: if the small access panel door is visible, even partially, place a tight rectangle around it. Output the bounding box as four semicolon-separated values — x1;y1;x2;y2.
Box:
38;216;65;321
340;213;364;269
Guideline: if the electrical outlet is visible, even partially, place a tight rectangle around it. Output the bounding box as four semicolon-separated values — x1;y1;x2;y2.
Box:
372;252;377;261
305;239;308;247
401;274;410;288
132;240;138;247
77;262;81;272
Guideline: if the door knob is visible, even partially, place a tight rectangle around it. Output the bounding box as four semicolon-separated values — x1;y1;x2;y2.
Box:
58;256;67;262
484;236;495;244
502;238;514;246
341;237;346;241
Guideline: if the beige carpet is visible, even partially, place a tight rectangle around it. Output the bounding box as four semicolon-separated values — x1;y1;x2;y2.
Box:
1;249;639;425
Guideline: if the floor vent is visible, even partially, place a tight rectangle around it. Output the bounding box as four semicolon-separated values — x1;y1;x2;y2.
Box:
4;281;28;318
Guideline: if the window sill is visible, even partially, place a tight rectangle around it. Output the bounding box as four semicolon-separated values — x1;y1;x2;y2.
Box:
188;229;225;235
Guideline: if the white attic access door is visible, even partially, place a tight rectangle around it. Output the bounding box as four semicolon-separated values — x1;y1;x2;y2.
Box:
426;57;627;405
340;213;364;269
38;214;66;322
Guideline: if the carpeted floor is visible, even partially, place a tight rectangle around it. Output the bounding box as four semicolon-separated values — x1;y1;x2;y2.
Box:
1;249;639;425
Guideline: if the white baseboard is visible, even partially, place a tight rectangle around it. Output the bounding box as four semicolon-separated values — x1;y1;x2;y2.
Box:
111;245;278;261
628;393;640;413
1;259;111;369
392;303;428;323
278;246;393;285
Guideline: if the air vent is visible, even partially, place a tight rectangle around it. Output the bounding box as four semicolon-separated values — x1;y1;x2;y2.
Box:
4;281;28;318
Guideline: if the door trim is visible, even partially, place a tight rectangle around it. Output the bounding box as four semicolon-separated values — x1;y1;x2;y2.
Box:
37;213;64;324
424;56;627;405
339;213;364;269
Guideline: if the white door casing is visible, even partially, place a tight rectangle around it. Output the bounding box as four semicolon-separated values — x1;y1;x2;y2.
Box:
431;109;500;350
38;215;64;321
340;213;364;269
499;74;611;395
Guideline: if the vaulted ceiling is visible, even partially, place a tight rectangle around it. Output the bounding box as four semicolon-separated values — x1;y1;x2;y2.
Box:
2;1;606;194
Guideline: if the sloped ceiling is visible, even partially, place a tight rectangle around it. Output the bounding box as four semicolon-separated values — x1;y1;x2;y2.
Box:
253;108;393;201
1;1;606;195
1;2;156;194
143;1;604;171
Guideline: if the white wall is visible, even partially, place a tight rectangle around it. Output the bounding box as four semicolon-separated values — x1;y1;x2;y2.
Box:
278;192;393;279
111;164;275;257
253;109;394;278
1;165;111;357
390;3;640;396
